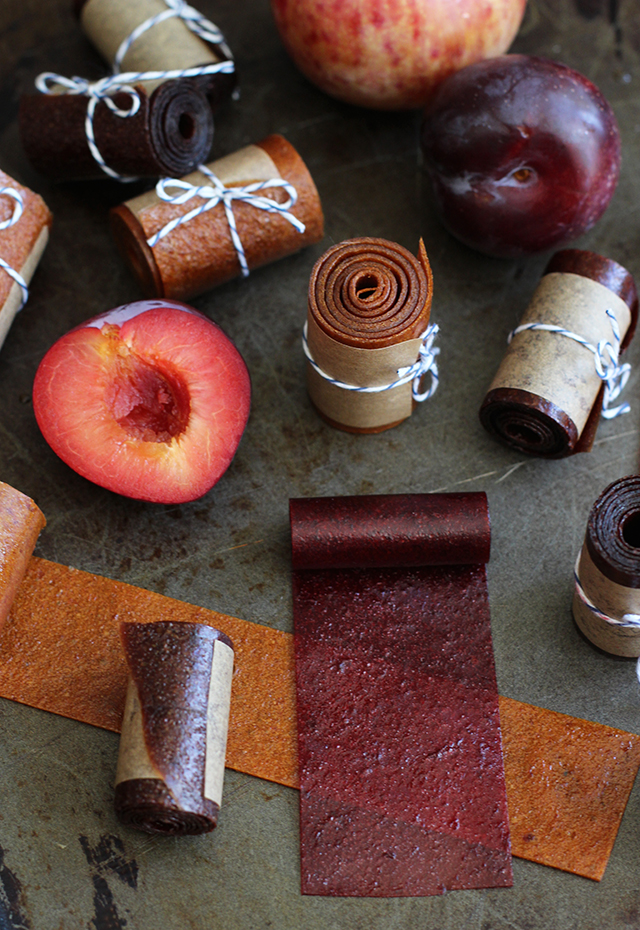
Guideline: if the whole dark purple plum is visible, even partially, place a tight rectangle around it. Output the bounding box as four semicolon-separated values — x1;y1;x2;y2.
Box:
420;55;621;258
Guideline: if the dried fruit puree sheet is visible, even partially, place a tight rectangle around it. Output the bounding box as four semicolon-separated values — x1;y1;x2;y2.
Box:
0;555;638;882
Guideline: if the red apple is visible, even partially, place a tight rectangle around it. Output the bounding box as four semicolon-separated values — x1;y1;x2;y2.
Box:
270;0;527;110
420;55;621;257
33;300;251;504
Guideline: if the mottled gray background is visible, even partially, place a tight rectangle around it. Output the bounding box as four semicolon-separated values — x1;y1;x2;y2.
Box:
1;0;640;927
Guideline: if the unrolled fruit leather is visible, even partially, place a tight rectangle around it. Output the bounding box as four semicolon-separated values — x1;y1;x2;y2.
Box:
0;556;638;880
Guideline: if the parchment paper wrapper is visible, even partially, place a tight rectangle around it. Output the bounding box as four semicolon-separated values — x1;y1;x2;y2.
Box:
0;173;51;350
0;482;45;632
110;134;324;299
573;476;640;657
291;492;512;897
74;0;236;106
480;250;638;457
19;79;214;181
306;237;433;433
115;620;234;835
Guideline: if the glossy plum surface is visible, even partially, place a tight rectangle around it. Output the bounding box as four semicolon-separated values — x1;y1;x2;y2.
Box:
420;55;621;258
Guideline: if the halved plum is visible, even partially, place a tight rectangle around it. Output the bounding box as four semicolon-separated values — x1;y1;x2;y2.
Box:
33;300;251;504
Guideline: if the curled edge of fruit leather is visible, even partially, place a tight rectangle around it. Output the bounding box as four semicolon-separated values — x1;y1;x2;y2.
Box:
19;79;214;181
115;620;234;835
109;133;324;299
305;237;434;433
572;475;640;656
0;482;46;632
0;171;52;351
290;491;490;570
73;0;237;111
479;249;638;458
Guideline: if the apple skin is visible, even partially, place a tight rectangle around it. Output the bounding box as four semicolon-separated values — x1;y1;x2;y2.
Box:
420;55;621;258
33;300;251;504
270;0;527;110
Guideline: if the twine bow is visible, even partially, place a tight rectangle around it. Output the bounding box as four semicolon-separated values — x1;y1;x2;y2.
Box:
147;165;306;277
113;0;233;73
35;58;234;182
508;306;631;419
302;322;440;401
0;187;29;310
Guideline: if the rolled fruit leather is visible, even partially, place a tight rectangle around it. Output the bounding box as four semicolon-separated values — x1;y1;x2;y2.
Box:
573;476;640;657
73;0;236;110
109;134;324;299
0;172;52;350
0;482;45;632
115;620;234;835
305;237;434;433
479;250;638;457
19;79;214;182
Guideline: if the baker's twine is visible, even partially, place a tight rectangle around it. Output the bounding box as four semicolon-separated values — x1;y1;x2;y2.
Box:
113;0;234;73
508;307;631;418
146;164;306;277
0;187;29;310
35;60;234;182
302;321;440;402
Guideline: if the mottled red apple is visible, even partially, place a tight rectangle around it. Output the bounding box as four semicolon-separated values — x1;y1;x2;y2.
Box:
420;55;621;257
33;300;251;504
270;0;527;110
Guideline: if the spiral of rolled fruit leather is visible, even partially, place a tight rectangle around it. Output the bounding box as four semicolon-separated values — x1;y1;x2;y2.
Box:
73;0;236;108
479;250;638;458
19;79;214;181
110;134;324;299
114;620;234;835
573;476;640;657
306;237;433;433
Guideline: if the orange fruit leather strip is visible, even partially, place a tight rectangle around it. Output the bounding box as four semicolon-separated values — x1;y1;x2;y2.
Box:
1;557;639;880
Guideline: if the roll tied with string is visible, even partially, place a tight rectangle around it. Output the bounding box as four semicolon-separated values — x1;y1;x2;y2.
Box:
73;0;236;109
110;134;324;298
304;237;438;433
115;620;234;835
573;477;640;657
480;250;638;457
19;74;214;182
0;171;52;352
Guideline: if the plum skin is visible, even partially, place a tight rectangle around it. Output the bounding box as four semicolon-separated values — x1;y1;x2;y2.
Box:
420;55;621;258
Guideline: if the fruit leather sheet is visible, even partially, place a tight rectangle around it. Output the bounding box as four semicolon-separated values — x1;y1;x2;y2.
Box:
290;492;513;896
0;556;638;881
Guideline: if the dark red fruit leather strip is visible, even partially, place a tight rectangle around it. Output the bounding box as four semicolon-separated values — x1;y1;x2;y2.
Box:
290;493;512;897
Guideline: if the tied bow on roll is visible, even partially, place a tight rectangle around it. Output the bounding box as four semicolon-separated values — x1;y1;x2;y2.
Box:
147;166;306;277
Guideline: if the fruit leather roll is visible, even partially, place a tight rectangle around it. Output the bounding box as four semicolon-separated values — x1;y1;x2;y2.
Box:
110;134;324;298
0;482;45;632
480;249;638;457
19;79;214;182
115;620;234;835
573;476;640;657
74;0;236;109
0;173;52;350
305;237;435;433
290;492;512;897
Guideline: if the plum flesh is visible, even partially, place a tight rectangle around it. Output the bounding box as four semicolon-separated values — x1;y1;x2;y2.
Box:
420;55;621;258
